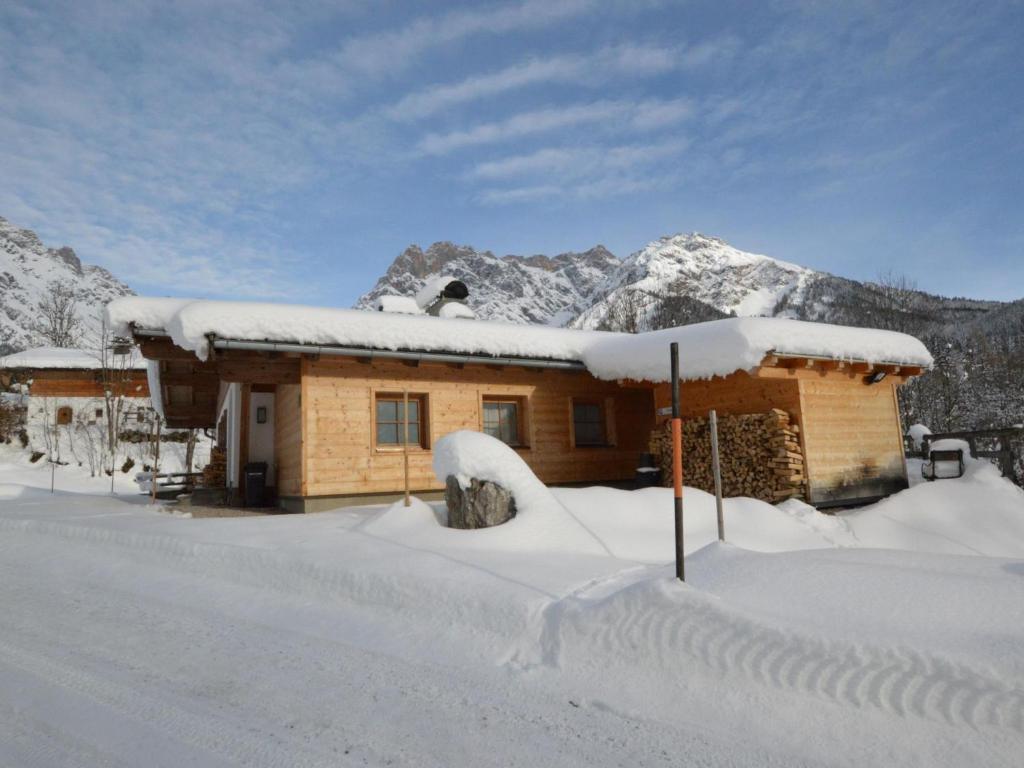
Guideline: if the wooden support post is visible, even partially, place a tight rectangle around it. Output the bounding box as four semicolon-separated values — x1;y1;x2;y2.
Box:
403;389;411;508
709;409;724;542
150;417;161;505
670;342;684;582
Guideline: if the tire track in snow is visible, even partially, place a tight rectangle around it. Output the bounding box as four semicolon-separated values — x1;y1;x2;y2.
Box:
536;581;1024;732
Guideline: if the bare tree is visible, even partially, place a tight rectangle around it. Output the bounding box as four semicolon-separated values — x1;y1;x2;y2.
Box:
870;270;921;334
95;314;140;484
596;288;651;333
32;281;83;348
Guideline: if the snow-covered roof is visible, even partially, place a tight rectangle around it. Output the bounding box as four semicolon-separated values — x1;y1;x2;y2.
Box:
582;317;934;382
0;346;146;370
106;298;933;382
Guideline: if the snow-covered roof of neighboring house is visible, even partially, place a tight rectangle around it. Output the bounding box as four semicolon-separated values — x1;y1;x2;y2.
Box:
0;346;146;370
106;297;933;382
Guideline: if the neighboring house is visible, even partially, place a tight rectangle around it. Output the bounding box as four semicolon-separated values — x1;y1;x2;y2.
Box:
107;296;932;512
0;346;152;465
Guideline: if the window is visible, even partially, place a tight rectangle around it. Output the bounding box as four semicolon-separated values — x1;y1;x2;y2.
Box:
483;398;524;446
95;408;104;419
572;400;606;446
56;406;73;426
375;394;427;448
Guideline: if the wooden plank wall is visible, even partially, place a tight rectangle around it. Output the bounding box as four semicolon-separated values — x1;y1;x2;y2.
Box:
274;383;303;496
652;371;802;423
651;366;912;506
299;357;655;498
25;370;150;398
797;376;908;504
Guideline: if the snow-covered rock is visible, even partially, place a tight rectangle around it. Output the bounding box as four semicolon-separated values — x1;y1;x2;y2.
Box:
431;430;607;554
0;216;134;353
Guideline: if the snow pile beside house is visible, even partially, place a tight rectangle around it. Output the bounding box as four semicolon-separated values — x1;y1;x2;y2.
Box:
582;316;934;382
842;452;1024;556
106;297;933;382
418;430;608;554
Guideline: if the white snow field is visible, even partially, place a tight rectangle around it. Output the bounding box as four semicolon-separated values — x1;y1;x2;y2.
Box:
2;443;1023;767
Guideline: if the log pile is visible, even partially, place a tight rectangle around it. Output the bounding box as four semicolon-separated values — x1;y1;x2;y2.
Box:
201;447;227;488
648;409;806;503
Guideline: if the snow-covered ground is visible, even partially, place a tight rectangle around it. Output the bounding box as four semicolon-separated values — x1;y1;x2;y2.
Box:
1;444;1023;766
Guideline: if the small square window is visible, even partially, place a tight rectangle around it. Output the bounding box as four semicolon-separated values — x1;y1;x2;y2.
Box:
95;408;104;419
375;394;427;448
482;398;524;446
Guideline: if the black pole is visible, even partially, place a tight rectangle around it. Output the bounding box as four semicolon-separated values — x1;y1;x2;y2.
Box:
670;342;684;581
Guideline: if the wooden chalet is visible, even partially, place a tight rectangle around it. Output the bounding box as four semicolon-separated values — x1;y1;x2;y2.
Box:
108;297;930;511
0;346;150;429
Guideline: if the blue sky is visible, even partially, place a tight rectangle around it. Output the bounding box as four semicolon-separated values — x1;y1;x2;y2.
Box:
1;0;1022;305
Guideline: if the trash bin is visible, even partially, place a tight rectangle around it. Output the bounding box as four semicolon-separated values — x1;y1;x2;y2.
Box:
635;452;662;488
243;462;268;507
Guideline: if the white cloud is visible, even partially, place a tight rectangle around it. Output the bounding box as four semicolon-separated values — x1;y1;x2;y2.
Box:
478;172;674;205
469;138;688;179
335;0;595;77
418;98;692;154
386;42;680;120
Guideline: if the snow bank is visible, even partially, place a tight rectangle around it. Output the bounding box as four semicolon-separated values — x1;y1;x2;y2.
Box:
0;346;145;370
424;430;609;554
583;316;933;382
106;297;933;381
844;458;1024;556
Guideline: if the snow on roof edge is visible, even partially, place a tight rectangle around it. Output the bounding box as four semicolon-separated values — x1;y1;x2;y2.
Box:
0;345;147;370
105;297;933;383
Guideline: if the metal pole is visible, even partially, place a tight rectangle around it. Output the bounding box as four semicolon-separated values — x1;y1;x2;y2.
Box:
670;342;684;582
403;390;411;507
709;409;725;541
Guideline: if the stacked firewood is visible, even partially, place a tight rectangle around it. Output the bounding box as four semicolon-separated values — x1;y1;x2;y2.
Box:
648;409;806;503
201;447;227;488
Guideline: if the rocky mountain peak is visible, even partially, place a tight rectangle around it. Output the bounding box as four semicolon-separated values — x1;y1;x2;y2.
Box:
0;215;134;354
357;241;620;325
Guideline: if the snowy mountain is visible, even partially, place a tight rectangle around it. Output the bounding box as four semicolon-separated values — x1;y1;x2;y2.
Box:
0;216;134;354
355;241;619;325
571;233;820;330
